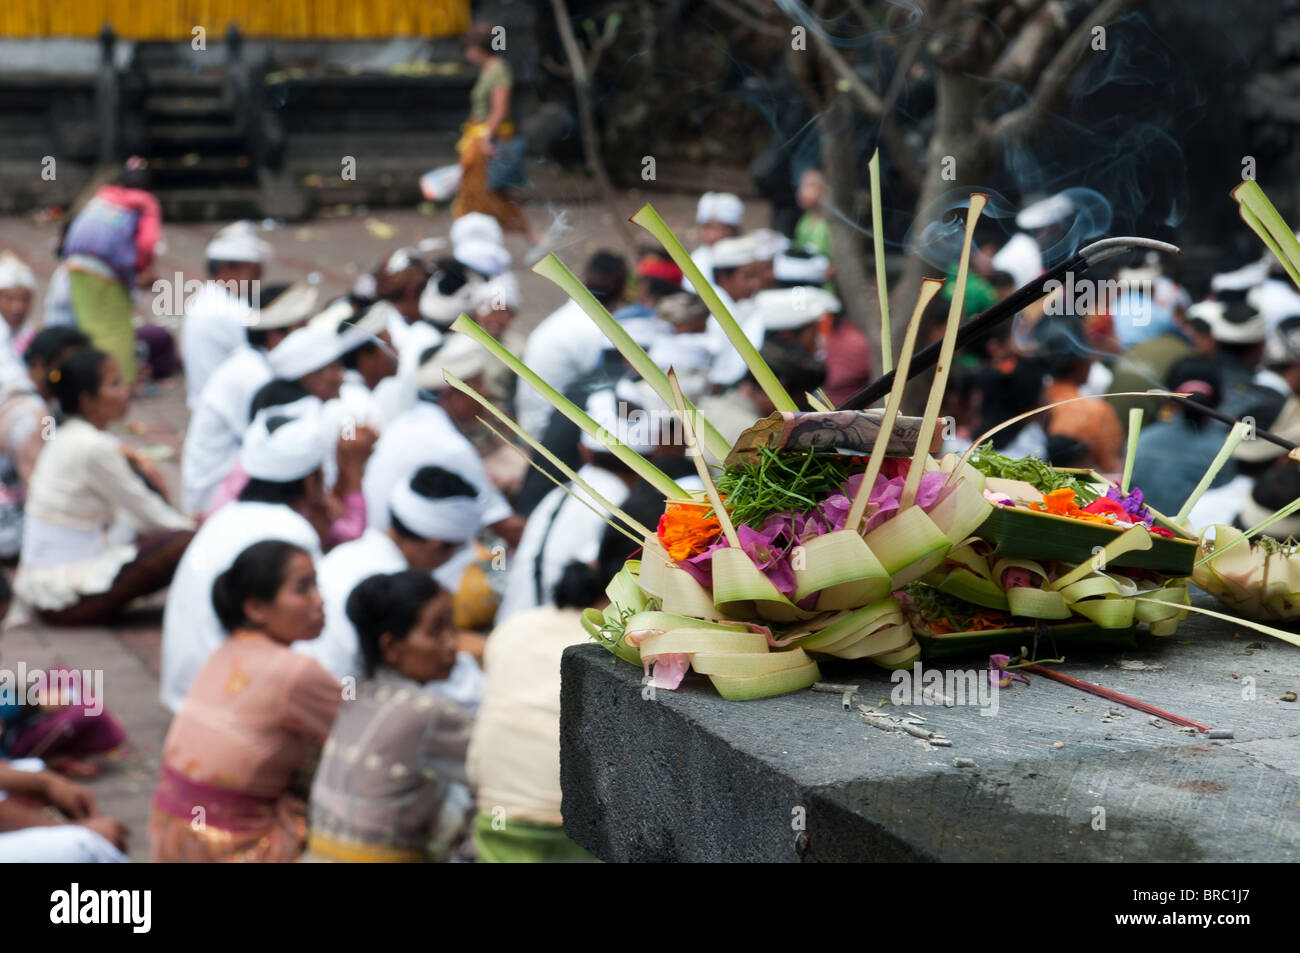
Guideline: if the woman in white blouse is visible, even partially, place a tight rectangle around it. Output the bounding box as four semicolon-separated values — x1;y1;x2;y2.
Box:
14;347;195;625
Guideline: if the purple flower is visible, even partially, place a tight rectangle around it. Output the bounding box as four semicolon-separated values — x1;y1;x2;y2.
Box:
737;523;797;596
1105;486;1153;526
989;653;1030;689
680;538;726;587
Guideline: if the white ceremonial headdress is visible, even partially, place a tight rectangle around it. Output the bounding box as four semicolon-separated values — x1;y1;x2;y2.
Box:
1194;300;1267;345
205;221;271;264
419;274;481;328
415;334;488;390
240;407;327;482
253;282;319;331
711;234;759;270
696;192;744;228
268;325;363;380
0;252;36;291
449;212;505;249
754;287;841;332
388;471;483;544
454;239;511;278
773;252;829;286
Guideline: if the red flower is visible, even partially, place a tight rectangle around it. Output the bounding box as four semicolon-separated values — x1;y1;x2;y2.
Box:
1082;497;1127;519
1150;526;1175;538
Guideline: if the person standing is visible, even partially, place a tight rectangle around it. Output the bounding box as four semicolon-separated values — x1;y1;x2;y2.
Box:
452;23;539;244
58;161;163;385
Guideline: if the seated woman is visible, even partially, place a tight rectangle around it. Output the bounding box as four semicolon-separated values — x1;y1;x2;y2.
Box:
466;487;651;862
150;540;339;862
13;347;195;626
0;327;90;560
305;570;472;863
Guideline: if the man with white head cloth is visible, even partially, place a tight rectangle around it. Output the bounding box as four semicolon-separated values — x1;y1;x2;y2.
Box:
687;192;744;291
704;233;767;390
179;282;317;515
160;408;329;712
182;221;272;409
449;211;505;249
0;252;37;362
363;334;521;549
297;465;487;712
517;250;628;436
495;387;641;623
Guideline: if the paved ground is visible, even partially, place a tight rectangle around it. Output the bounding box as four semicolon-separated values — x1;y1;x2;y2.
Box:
0;186;771;861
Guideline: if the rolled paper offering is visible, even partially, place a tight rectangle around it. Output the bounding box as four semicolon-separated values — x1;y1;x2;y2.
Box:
726;410;939;468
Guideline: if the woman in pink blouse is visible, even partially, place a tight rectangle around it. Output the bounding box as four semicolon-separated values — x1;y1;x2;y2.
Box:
149;539;341;862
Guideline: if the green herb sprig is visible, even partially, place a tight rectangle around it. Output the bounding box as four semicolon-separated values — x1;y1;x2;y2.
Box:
967;442;1099;503
715;447;855;528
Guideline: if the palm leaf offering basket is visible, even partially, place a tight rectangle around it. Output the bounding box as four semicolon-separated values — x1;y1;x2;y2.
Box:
441;179;1300;700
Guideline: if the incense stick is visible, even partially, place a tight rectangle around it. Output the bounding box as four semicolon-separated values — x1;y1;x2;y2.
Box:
1023;664;1211;732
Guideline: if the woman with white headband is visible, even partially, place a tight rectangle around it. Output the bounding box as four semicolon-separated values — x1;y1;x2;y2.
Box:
160;409;330;713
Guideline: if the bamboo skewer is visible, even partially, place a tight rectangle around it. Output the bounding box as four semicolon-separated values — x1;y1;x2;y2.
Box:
846;279;943;531
868;149;892;375
901;193;988;509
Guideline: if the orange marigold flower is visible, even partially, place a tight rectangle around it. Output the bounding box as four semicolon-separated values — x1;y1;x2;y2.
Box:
1029;487;1116;524
657;503;721;561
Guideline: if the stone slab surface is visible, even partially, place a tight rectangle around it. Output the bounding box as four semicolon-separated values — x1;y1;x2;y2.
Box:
560;593;1300;862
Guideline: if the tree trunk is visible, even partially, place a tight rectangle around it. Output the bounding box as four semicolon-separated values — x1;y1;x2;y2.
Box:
818;93;879;362
891;65;991;412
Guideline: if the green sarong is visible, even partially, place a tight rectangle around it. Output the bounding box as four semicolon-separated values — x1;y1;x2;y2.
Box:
472;810;597;863
68;269;136;383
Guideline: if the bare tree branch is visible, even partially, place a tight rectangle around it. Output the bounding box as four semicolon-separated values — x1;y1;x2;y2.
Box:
802;24;886;116
701;0;791;38
990;0;1145;140
875;23;930;194
991;1;1068;85
550;0;638;255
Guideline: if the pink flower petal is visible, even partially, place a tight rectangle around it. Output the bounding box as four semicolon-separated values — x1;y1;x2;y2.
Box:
647;653;691;690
